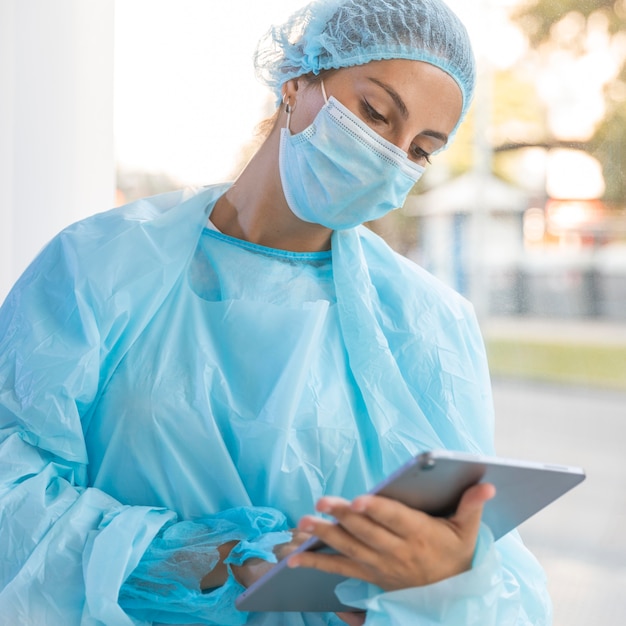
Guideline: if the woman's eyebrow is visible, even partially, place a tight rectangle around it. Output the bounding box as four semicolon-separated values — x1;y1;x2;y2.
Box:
367;76;449;146
422;129;448;145
367;77;409;120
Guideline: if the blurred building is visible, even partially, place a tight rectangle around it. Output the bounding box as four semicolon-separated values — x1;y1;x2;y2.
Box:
404;172;528;316
405;173;626;320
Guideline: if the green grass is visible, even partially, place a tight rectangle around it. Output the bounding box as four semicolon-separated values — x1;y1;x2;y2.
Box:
485;339;626;391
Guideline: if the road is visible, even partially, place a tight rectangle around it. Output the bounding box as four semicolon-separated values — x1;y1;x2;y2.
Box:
492;378;626;625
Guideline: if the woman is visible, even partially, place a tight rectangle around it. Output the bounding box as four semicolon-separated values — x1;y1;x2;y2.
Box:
0;0;551;624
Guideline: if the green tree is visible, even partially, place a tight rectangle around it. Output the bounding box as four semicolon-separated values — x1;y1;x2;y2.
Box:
513;0;626;203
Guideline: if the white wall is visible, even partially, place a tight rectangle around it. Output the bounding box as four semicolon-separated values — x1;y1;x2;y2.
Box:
0;0;115;302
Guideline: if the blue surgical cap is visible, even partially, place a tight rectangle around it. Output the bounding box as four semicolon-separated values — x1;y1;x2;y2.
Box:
254;0;476;130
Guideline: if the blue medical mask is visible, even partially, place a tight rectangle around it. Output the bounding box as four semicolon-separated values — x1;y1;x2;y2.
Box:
279;83;425;230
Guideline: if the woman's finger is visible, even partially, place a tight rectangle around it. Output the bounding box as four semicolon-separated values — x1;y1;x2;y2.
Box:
297;514;378;563
316;496;403;554
287;545;370;581
336;611;367;625
348;493;432;538
449;482;496;536
272;529;313;561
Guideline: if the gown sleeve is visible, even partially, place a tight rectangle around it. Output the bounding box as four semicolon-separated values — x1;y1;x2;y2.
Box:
358;313;552;625
0;215;288;626
333;264;553;625
335;526;552;625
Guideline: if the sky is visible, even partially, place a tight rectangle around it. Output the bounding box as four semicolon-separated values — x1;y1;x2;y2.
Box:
114;0;526;186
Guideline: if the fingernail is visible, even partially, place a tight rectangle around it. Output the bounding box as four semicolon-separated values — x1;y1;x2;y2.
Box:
316;500;331;514
287;556;299;568
299;520;314;533
351;498;366;512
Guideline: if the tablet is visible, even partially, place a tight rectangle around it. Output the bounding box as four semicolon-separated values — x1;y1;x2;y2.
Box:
235;449;585;613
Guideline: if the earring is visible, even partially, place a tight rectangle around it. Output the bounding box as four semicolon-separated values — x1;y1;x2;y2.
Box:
283;95;293;131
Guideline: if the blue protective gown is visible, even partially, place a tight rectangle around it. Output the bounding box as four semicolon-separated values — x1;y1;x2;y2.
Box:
0;184;551;625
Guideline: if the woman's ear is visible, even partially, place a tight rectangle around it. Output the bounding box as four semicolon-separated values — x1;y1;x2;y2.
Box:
282;79;299;112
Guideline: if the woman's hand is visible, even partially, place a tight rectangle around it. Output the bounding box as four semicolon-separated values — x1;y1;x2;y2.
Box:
228;530;312;589
200;531;310;590
287;482;495;592
336;610;367;625
202;531;366;624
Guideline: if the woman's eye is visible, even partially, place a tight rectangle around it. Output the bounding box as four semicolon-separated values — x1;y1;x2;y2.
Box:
360;99;387;124
410;144;432;165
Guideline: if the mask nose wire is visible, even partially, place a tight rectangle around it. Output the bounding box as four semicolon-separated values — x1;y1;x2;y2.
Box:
319;79;414;163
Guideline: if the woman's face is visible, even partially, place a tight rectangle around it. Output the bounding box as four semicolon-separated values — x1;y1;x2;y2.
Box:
284;58;464;167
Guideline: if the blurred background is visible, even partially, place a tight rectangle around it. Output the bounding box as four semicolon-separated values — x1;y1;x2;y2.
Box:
1;0;625;623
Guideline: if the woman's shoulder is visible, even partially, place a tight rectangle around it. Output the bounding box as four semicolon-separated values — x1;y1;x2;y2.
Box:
42;185;225;288
58;186;222;249
9;186;224;321
356;225;473;321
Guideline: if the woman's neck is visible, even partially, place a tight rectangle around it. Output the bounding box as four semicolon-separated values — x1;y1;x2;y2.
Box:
210;130;333;253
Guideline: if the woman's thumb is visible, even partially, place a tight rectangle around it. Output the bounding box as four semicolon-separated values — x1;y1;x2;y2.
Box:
452;482;496;533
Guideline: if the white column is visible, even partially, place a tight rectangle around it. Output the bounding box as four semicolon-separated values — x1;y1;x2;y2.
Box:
0;0;115;302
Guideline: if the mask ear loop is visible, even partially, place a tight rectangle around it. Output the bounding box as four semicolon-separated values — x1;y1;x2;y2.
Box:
321;80;328;104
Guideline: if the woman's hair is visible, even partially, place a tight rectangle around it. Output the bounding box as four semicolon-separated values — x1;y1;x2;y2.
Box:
254;0;476;135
